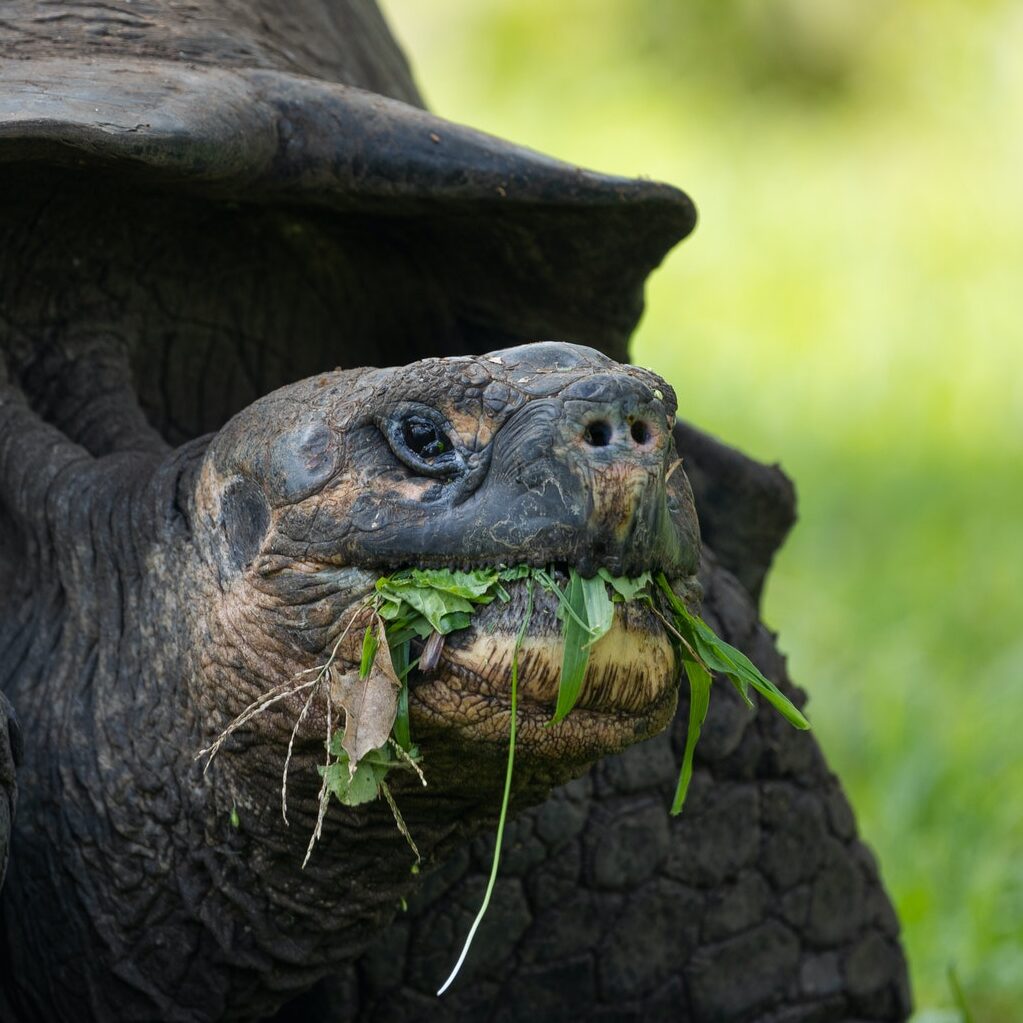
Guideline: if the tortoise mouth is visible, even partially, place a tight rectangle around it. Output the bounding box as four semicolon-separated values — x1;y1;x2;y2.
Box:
403;570;685;761
254;557;692;762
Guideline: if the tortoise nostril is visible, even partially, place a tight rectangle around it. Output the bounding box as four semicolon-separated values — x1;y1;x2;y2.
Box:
583;420;613;447
630;420;651;445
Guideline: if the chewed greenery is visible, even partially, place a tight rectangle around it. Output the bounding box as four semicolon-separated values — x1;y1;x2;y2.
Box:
369;565;807;813
199;562;808;986
370;564;806;777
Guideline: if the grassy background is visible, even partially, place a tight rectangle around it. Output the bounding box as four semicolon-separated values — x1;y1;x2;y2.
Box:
379;1;1023;1018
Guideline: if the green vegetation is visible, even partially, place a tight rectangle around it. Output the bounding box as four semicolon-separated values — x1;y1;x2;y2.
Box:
947;965;976;1023
316;566;535;822
346;566;805;818
653;572;809;811
380;2;1023;1015
200;562;807;900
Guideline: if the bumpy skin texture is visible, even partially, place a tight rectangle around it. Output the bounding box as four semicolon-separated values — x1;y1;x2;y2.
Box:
0;344;910;1022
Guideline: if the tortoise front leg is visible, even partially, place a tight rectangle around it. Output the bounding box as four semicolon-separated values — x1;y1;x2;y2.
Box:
0;386;81;904
0;384;95;549
15;336;168;457
2;332;168;458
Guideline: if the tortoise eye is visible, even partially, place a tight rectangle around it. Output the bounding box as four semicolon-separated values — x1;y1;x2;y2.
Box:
381;407;464;479
402;416;449;459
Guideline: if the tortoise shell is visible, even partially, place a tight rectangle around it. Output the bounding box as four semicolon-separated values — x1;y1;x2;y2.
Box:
0;0;695;442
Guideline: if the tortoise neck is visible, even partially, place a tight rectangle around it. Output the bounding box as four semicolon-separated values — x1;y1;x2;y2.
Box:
0;438;218;1020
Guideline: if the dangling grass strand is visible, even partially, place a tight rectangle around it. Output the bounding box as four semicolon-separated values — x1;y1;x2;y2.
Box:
436;578;534;996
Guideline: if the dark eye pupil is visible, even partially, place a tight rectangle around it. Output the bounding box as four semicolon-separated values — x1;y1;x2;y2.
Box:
402;417;447;459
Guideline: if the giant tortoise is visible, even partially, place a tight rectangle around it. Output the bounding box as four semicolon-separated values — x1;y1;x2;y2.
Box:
0;3;911;1020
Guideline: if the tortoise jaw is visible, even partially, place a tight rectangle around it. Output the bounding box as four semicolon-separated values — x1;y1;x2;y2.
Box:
408;673;679;764
239;555;689;763
405;577;682;762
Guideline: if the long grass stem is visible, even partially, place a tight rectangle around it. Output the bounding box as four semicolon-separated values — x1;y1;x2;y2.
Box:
436;579;534;996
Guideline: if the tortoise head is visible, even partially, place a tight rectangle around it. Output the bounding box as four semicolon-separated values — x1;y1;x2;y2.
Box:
190;342;699;795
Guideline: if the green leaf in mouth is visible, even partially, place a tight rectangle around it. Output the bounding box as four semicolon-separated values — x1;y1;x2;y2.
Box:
598;567;653;603
653;571;810;817
369;568;808;819
671;657;712;815
358;624;378;680
546;571;616;724
319;742;422;808
654;572;810;734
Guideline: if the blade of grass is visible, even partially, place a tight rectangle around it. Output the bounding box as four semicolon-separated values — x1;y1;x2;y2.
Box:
550;570;592;724
654;572;809;730
379;780;420;863
437;578;534;996
670;657;712;815
533;568;594;633
580;574;614;648
947;965;975;1023
391;640;412;751
359;625;378;680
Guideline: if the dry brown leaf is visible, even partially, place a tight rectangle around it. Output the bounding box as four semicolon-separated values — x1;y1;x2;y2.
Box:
329;617;400;777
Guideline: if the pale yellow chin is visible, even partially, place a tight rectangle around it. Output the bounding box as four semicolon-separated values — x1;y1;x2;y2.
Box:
407;606;680;761
442;614;676;714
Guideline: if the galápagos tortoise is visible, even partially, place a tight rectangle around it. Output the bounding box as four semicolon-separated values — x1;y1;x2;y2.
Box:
0;3;911;1021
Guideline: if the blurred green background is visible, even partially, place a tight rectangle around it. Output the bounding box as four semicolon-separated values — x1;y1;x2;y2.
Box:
380;0;1022;1018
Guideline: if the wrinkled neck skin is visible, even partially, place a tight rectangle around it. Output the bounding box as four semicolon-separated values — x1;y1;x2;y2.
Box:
0;440;551;1023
